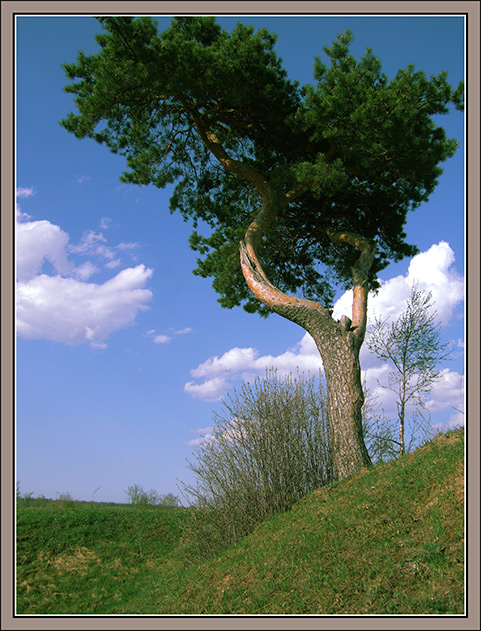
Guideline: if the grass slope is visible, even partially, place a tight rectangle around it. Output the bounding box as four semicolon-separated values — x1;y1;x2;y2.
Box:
16;503;190;614
16;429;464;615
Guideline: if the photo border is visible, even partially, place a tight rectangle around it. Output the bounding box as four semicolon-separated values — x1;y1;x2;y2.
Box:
2;2;479;629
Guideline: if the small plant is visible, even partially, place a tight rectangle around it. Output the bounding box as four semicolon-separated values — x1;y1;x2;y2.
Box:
55;492;76;508
91;487;101;503
367;285;451;456
16;484;35;506
56;492;73;502
180;369;334;557
157;492;180;508
362;389;400;465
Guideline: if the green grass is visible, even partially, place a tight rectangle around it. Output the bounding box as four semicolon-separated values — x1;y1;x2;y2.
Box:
16;429;464;615
16;502;190;614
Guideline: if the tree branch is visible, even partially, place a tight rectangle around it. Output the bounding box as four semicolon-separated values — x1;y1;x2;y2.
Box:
189;107;274;200
325;227;376;343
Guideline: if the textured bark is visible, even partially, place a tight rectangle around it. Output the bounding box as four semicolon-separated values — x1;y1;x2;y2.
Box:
314;327;372;479
193;112;373;480
240;222;375;480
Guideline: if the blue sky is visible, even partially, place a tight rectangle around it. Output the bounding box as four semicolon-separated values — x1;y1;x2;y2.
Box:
15;13;465;504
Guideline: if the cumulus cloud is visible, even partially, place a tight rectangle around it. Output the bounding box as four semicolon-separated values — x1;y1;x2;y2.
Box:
185;341;323;402
184;376;231;402
185;242;464;418
16;187;36;221
432;410;465;434
360;363;464;425
73;261;99;281
186;426;215;446
16;206;153;347
425;370;464;414
17;265;153;346
334;241;464;326
16;219;73;282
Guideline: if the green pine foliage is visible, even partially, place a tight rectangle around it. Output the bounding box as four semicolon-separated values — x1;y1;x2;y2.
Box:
60;16;463;313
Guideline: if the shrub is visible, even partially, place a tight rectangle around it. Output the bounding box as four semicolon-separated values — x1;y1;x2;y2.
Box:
126;484;146;506
56;492;74;502
180;369;334;557
361;389;400;465
361;385;440;464
157;492;181;508
125;485;180;508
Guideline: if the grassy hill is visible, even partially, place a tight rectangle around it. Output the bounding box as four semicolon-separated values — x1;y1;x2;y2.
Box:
16;429;464;615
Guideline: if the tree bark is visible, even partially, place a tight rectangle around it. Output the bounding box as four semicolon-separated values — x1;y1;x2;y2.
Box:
398;378;407;456
240;232;373;480
192;111;373;480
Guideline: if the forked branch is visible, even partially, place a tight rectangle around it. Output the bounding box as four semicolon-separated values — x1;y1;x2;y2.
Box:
326;227;376;343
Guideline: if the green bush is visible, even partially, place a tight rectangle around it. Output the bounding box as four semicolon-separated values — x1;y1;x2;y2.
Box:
125;485;180;508
180;369;334;557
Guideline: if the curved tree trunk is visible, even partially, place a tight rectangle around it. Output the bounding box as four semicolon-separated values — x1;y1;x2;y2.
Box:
192;111;373;480
240;226;374;480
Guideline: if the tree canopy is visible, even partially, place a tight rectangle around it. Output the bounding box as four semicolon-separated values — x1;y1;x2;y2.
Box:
61;16;463;316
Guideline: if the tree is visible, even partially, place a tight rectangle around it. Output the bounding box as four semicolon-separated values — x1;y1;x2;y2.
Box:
60;16;463;480
181;369;334;552
125;483;150;506
125;484;181;507
361;386;400;465
158;492;181;508
366;286;451;456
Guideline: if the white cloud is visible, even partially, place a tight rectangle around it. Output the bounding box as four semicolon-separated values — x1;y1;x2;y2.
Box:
16;220;74;282
149;327;193;345
106;258;122;269
69;230;110;256
186;426;215;446
17;265;153;346
425;369;464;414
153;334;172;344
16;186;36;199
100;217;112;230
432;411;465;434
116;242;140;251
334;241;463;326
190;343;323;381
190;347;256;379
185;242;464;419
73;261;99;281
184;377;230;402
359;362;464;427
185;341;323;402
68;230;140;268
16;214;153;347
